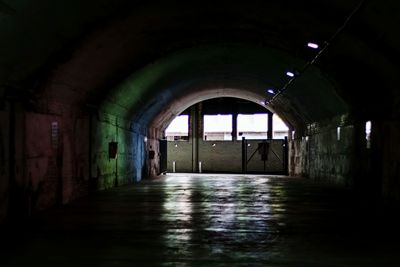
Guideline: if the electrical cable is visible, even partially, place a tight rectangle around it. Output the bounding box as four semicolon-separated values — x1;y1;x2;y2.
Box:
266;0;367;105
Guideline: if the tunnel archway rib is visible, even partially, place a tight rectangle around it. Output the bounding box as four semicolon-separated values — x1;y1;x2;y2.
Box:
98;44;348;137
149;88;278;135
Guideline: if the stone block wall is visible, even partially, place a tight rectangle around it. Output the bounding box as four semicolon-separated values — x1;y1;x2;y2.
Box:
308;124;355;184
290;115;355;186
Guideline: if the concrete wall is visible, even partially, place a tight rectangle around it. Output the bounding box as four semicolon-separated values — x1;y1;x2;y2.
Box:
289;139;308;177
91;112;146;189
308;124;355;184
0;111;9;222
167;139;286;173
290;116;355;185
24;113;63;211
246;140;286;173
147;131;161;178
1;111;66;217
199;140;242;173
167;140;193;172
92;115;121;190
380;121;400;202
8;112;90;213
0;106;148;223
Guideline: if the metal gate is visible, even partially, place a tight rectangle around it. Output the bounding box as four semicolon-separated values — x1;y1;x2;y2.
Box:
242;137;288;175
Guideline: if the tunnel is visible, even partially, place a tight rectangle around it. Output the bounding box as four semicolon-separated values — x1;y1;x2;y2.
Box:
1;0;400;265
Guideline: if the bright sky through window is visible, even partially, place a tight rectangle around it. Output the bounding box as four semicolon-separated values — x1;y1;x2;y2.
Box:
165;115;188;134
204;115;232;132
165;113;289;139
204;114;233;140
237;114;268;132
237;114;268;139
273;115;289;132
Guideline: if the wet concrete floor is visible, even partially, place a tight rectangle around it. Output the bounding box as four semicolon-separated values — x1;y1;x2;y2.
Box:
1;174;400;266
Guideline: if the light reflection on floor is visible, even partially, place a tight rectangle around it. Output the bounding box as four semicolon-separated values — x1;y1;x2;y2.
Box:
1;173;400;266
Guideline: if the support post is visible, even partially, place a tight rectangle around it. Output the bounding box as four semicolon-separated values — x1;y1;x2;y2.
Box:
284;136;289;175
190;105;200;172
268;112;273;139
232;112;237;141
242;137;247;173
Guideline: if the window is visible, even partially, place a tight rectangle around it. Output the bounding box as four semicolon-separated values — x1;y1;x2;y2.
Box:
165;115;189;141
237;114;268;140
365;121;372;149
203;114;232;141
236;113;289;140
273;115;289;139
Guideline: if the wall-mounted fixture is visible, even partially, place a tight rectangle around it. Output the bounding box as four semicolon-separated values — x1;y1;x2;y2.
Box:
109;142;118;159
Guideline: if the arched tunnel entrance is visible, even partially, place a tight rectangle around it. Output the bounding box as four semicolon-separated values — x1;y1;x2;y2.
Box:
91;43;347;182
161;97;290;175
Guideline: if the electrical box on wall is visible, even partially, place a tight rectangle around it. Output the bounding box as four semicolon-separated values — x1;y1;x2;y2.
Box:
109;142;118;159
148;150;155;160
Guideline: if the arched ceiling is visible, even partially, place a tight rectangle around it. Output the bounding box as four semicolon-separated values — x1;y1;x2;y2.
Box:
150;89;283;134
1;0;399;124
100;44;346;130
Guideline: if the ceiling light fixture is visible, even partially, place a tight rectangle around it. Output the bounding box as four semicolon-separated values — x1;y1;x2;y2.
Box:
307;42;319;49
286;71;295;77
267;0;366;106
267;89;275;94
